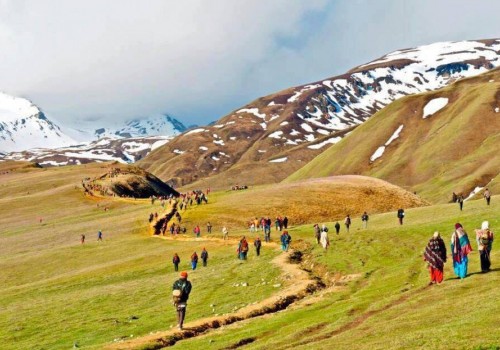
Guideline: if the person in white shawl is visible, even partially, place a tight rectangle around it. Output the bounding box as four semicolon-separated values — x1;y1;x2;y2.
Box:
320;225;330;250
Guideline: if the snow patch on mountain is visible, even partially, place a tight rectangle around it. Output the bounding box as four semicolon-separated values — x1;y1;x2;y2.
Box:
423;98;449;119
370;125;404;162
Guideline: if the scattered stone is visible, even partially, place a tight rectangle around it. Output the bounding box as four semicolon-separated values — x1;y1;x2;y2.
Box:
273;283;282;288
241;282;249;287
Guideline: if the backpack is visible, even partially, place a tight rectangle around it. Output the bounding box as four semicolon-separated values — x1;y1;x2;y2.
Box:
173;289;183;304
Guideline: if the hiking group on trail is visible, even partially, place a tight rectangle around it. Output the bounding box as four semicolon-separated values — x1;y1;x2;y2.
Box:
423;221;494;284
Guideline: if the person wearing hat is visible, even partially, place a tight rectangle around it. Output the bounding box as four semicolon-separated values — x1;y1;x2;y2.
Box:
423;232;447;284
172;271;192;330
475;221;494;272
451;223;472;279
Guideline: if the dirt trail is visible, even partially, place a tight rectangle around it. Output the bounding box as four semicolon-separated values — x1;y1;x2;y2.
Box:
106;235;322;350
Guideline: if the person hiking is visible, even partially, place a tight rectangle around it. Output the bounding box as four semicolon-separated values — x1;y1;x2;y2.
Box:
97;230;103;242
361;212;369;229
275;217;280;231
281;231;291;252
475;221;494;273
172;253;180;271
397;209;405;225
201;248;208;267
222;226;229;240
237;236;249;260
335;221;341;235
457;194;464;211
344;215;351;233
254;237;262;256
172;271;192;330
283;216;289;229
206;222;212;234
483;188;491;206
264;218;271;242
80;234;85;244
313;224;321;244
451;223;472;279
320;225;330;251
190;252;198;270
149;213;154;223
423;232;447;285
193;225;201;237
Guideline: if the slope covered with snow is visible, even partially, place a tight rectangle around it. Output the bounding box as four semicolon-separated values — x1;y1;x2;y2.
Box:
140;39;500;187
0;92;76;153
94;114;186;139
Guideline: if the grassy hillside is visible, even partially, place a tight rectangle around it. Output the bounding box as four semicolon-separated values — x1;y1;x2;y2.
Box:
152;196;499;350
287;68;500;203
1;162;498;349
0;163;282;349
177;175;427;229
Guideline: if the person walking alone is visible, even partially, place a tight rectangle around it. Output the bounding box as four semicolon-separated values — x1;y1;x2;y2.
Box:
254;236;262;256
344;215;351;233
457;195;464;211
172;271;192;330
201;248;208;267
207;222;212;234
172;253;180;272
483;189;491;206
361;212;369;229
97;230;103;242
222;226;229;240
397;209;405;225
335;222;340;235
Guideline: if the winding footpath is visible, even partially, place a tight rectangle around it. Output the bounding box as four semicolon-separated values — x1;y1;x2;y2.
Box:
106;234;321;350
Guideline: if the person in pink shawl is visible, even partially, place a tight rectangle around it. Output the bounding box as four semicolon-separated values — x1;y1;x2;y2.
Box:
450;223;472;279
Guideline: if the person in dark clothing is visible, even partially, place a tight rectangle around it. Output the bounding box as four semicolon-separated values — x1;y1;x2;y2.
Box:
361;212;369;229
397;209;405;225
335;222;340;235
283;216;289;229
344;215;351;233
97;230;103;241
201;248;208;267
457;195;464;211
207;222;212;234
254;237;262;256
172;271;192;330
173;253;180;271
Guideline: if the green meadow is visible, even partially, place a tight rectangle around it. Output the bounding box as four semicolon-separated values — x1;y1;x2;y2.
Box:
0;163;498;349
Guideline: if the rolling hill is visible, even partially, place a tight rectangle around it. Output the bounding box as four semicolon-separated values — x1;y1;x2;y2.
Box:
139;39;500;188
286;68;500;203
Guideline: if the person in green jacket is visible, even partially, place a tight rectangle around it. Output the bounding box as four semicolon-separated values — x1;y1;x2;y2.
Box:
172;271;192;330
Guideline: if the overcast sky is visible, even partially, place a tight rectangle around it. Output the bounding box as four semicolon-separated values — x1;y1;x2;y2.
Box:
1;0;499;127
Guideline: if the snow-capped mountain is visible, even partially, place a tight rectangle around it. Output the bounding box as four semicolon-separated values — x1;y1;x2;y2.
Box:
138;39;500;187
0;92;75;153
94;114;187;139
3;136;171;166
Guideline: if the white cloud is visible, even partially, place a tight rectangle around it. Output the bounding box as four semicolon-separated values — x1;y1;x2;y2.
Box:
0;0;498;128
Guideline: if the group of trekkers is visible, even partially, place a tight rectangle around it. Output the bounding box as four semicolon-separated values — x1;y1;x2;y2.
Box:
423;221;494;284
80;230;103;244
172;248;209;271
247;216;289;242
